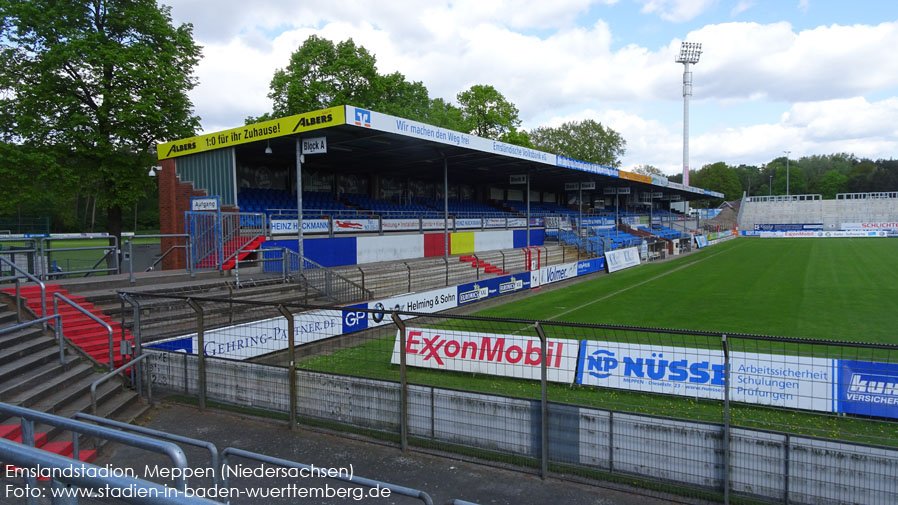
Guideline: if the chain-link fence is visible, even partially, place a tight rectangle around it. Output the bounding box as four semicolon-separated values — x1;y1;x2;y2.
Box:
127;292;898;504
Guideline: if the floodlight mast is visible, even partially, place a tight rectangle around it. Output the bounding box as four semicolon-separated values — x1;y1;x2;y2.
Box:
676;41;702;187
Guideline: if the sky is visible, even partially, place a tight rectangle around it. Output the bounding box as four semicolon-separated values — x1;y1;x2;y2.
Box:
163;0;898;175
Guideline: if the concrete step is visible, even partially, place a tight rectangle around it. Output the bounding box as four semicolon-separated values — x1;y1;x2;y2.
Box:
0;346;61;385
0;336;56;367
0;355;82;400
5;363;95;409
36;381;137;443
29;372;116;416
0;309;18;326
0;325;44;351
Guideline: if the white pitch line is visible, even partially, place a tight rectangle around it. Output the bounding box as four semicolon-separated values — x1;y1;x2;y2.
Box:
545;240;746;322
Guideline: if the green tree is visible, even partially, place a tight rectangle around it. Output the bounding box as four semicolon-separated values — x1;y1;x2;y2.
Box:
817;170;849;199
732;164;760;197
800;153;855;192
372;72;431;121
498;129;533;148
529;120;626;168
691;162;741;207
267;35;380;118
260;35;446;129
847;160;877;192
633;165;665;177
0;0;201;237
456;84;521;139
423;98;467;131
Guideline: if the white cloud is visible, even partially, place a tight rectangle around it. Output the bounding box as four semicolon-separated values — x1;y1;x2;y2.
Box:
639;0;717;23
167;1;898;172
730;0;755;17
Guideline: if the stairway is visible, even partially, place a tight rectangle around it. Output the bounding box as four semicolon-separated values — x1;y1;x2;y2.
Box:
459;255;508;275
196;235;266;270
0;302;145;475
0;285;132;368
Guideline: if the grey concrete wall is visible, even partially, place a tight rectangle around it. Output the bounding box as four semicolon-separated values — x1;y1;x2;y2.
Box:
145;350;898;505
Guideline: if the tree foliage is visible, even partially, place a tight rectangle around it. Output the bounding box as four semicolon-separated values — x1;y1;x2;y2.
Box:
633;164;664;177
691;162;742;207
0;0;201;235
529;120;626;168
455;84;521;139
267;35;381;118
817;170;849;199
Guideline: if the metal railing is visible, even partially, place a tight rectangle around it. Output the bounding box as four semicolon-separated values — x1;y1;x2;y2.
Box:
299;253;372;303
126;233;192;284
220;447;439;505
0;314;64;364
40;235;119;278
0;402;192;495
0;437;224;505
0;255;46;323
53;292;116;371
74;412;221;489
90;353;149;415
135;292;898;505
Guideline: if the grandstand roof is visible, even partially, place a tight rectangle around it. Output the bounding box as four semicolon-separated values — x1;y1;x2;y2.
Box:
157;105;722;201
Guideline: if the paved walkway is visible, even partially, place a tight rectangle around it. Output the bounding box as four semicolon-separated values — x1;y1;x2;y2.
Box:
91;403;690;505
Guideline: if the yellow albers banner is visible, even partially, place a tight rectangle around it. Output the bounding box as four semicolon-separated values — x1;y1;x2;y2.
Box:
618;171;652;184
157;106;346;160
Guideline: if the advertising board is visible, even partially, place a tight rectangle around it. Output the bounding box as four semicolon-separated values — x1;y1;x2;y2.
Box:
577;341;834;411
605;247;640;273
391;328;579;383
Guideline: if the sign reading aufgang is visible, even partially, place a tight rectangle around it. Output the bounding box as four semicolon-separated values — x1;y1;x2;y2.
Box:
391;328;579;383
157;106;345;160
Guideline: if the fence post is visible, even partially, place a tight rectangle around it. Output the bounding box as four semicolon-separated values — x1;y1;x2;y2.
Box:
534;322;549;480
784;433;790;505
127;238;135;284
473;254;479;281
186;298;206;410
15;278;22;323
391;312;408;452
443;257;449;286
277;305;296;430
358;267;365;293
281;247;287;283
722;334;730;505
405;262;411;292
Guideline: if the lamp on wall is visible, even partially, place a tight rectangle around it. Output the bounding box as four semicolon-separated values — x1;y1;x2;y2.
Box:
265;139;272;155
148;166;162;177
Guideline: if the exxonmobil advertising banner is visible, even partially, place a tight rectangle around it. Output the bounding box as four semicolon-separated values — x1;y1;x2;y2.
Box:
577;341;834;412
391;328;579;383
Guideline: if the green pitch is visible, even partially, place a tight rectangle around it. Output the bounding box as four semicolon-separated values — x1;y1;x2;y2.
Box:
477;238;898;343
299;237;898;446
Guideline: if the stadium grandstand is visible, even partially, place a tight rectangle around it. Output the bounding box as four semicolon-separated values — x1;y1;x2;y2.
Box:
1;104;739;503
738;191;898;235
150;105;719;274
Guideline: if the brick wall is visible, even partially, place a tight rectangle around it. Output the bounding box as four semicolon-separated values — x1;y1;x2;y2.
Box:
158;158;238;270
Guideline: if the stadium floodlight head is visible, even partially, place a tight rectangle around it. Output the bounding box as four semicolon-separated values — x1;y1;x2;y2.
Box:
676;41;702;188
676;42;702;64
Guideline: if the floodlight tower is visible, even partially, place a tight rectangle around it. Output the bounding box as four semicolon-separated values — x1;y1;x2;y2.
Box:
676;41;702;187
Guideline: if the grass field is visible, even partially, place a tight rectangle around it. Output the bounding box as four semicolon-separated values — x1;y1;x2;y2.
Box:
475;237;898;342
298;237;898;446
